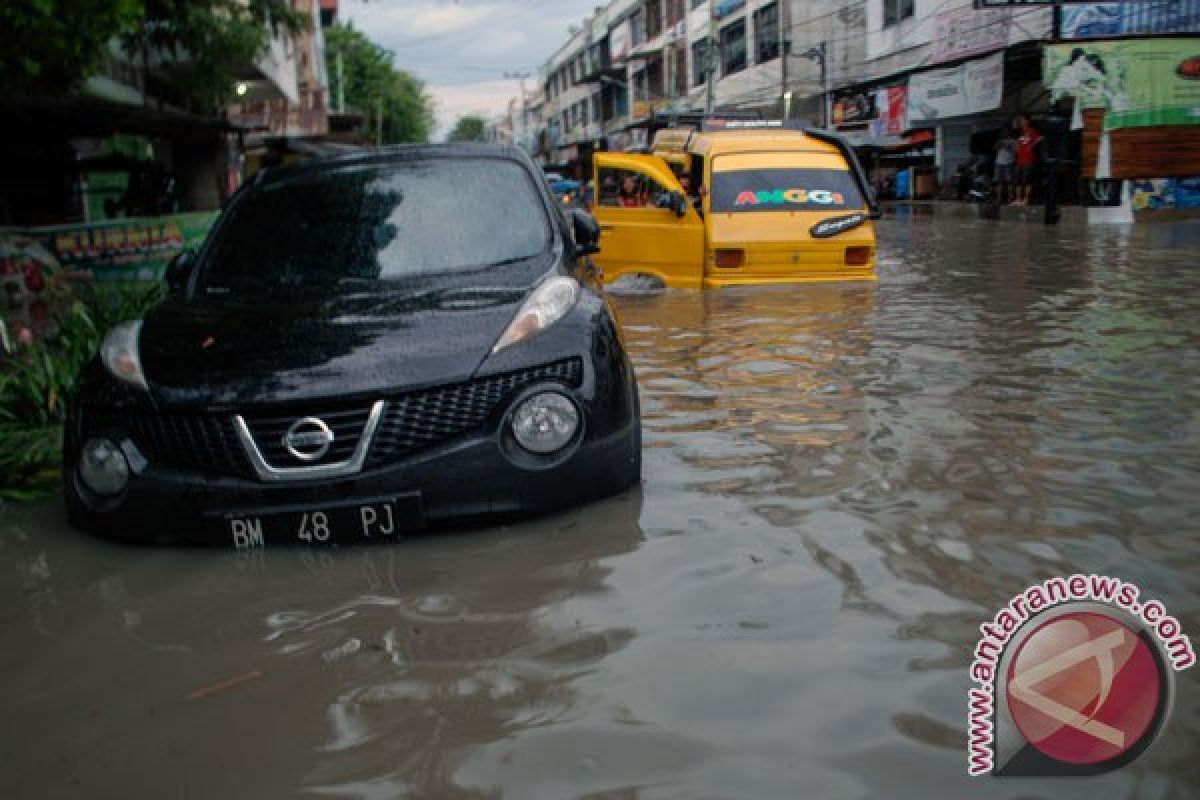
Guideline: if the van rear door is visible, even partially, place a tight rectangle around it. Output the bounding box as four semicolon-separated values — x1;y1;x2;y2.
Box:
706;151;876;285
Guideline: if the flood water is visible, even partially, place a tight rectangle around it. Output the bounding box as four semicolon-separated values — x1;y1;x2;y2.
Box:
3;214;1200;798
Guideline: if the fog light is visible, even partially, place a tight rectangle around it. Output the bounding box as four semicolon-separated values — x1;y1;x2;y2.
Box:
79;437;129;495
511;392;579;454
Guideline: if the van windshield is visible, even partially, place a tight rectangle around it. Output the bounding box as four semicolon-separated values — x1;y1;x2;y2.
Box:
199;158;550;295
710;167;865;213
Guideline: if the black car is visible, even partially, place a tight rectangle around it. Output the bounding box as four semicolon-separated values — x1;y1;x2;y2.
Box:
65;144;641;545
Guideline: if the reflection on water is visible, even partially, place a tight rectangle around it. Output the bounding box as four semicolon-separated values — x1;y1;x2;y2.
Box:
2;216;1199;798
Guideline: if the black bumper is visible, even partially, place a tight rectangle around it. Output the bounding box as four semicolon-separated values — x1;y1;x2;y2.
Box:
66;327;641;544
66;416;639;545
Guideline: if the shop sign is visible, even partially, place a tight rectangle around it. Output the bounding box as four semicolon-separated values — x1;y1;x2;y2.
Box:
907;52;1004;122
931;7;1012;63
832;90;878;126
0;211;219;284
1131;177;1200;210
1060;2;1200;40
869;85;909;135
1045;38;1200;129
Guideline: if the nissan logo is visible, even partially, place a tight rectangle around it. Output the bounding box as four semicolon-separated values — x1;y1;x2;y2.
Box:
283;417;335;462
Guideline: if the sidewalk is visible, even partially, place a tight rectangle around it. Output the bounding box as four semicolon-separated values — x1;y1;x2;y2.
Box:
883;200;1088;224
884;200;1200;225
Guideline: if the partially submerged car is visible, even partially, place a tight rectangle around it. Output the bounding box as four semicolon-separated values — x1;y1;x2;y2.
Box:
65;144;641;545
591;119;880;288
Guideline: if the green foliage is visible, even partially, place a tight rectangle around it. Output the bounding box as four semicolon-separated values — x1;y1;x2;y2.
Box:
0;0;142;95
122;0;309;114
0;0;309;113
325;24;435;144
0;282;162;502
448;115;487;143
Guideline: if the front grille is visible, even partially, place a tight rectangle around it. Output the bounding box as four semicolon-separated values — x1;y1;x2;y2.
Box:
83;407;254;478
368;358;583;466
241;405;372;469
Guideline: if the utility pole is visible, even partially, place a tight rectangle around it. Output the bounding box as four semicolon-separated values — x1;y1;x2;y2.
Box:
704;0;716;113
804;42;828;128
504;71;531;148
779;0;788;116
336;50;345;113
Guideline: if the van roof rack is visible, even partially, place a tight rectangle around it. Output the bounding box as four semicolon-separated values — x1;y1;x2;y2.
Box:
651;110;765;128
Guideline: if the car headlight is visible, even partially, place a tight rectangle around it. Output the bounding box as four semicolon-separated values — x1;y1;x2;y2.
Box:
100;320;148;389
79;437;130;495
492;276;579;353
511;391;580;454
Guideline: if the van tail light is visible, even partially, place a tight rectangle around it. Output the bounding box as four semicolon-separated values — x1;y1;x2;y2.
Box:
714;249;744;268
844;246;872;266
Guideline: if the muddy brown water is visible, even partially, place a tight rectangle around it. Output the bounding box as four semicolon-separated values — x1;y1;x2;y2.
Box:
2;215;1199;799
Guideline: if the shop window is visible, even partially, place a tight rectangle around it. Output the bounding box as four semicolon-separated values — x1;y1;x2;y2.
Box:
884;0;914;28
754;3;780;63
597;167;668;208
692;39;709;87
646;0;662;39
581;99;589;128
721;19;747;76
673;41;688;97
666;0;686;28
631;9;645;45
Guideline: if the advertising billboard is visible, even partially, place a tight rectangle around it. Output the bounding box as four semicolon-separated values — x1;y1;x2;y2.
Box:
907;52;1005;122
1045;38;1200;129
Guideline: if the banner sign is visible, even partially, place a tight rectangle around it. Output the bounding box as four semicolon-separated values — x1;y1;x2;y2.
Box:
869;85;909;135
932;7;1012;63
1046;38;1200;129
1060;1;1200;40
0;211;218;284
832;90;878;126
1131;177;1200;210
907;52;1004;122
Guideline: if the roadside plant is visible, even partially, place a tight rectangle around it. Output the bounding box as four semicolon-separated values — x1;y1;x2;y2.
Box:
1;282;162;502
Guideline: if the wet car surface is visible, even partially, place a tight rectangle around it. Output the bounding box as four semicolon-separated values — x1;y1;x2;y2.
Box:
3;213;1199;798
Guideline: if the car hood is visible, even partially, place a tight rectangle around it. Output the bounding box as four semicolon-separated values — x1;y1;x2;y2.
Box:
139;287;529;408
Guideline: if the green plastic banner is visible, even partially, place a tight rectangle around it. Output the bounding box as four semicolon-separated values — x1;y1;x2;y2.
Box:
0;210;219;284
1045;38;1200;130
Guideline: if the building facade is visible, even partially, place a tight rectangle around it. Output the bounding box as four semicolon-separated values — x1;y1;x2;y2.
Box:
515;0;1199;203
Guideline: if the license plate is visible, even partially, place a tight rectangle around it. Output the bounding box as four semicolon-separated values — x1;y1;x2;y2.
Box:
225;497;410;548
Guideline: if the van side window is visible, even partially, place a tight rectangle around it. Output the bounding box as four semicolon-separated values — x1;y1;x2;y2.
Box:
598;167;667;208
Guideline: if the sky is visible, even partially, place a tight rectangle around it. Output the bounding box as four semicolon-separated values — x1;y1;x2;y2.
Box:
339;0;601;140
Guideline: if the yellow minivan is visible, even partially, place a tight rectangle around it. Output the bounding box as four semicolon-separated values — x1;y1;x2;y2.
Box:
590;120;879;288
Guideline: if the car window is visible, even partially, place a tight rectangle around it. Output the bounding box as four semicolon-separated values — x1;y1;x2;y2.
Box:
710;167;865;213
597;166;667;208
198;158;550;293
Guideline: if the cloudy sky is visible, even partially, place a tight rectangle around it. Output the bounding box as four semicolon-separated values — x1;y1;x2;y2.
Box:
340;0;600;140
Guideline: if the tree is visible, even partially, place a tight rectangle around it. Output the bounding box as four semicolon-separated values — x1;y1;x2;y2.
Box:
448;115;487;142
122;0;309;114
324;24;434;144
0;0;143;96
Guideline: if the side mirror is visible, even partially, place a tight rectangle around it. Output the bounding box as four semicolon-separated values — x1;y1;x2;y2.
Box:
656;191;687;217
569;209;601;256
165;249;195;294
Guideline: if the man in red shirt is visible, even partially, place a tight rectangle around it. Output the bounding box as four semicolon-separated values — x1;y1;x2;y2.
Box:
1013;116;1042;206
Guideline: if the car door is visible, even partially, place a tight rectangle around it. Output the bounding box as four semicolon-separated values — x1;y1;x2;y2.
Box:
591;153;704;288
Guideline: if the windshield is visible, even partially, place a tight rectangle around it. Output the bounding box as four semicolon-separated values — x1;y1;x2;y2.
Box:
198;158;550;294
710;167;865;213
